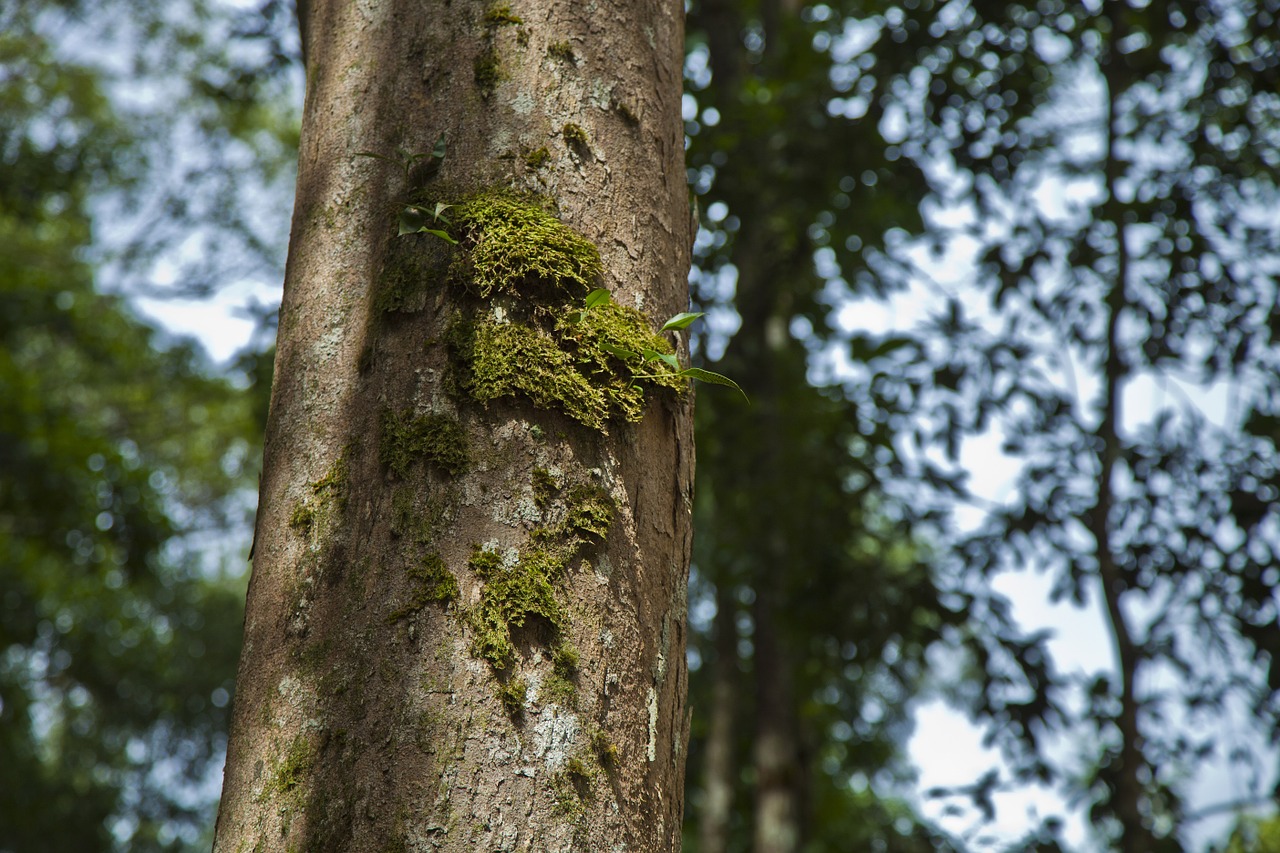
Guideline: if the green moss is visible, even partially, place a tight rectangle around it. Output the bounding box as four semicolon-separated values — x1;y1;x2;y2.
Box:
466;545;565;669
390;487;414;538
547;40;575;62
450;190;602;298
450;299;682;429
523;146;550;170
390;552;458;622
289;452;350;537
474;46;504;97
268;735;313;797
552;643;579;678
414;188;681;429
532;467;559;509
497;676;528;715
591;729;618;768
457;318;612;429
562;483;613;540
380;408;469;477
290;501;316;533
614;98;639;125
562;122;588;150
483;3;523;26
376;248;433;314
543;643;579;707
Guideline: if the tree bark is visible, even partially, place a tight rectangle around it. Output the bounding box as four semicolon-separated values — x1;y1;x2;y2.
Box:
213;2;693;851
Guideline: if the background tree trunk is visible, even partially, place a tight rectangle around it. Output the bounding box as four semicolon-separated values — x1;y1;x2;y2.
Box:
213;1;693;850
696;584;738;853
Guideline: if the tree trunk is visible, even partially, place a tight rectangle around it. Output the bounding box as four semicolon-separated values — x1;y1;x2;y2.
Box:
751;589;800;853
213;2;693;851
697;583;738;853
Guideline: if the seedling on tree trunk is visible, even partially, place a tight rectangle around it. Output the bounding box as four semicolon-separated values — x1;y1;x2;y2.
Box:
570;289;746;401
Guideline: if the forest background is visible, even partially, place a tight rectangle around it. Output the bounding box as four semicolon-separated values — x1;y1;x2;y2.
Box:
2;0;1278;851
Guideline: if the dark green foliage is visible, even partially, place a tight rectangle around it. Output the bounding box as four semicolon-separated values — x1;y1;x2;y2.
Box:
680;1;958;848
835;0;1280;847
0;3;286;850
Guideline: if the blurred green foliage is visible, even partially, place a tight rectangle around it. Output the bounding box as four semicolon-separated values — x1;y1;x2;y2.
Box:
0;2;279;850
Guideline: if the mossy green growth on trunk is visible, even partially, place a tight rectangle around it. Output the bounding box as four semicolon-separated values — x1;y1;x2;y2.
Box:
448;299;682;430
379;408;469;477
398;188;682;429
449;191;602;298
466;545;565;669
389;552;458;623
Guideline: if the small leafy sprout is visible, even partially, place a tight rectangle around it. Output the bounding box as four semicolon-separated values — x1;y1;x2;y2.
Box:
398;200;459;243
356;132;447;181
568;290;747;400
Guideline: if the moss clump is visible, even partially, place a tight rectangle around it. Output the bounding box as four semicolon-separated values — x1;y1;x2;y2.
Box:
562;122;588;146
290;501;316;533
268;735;313;797
449;298;682;430
376;248;433;314
562;483;613;540
614;98;639;125
390;553;458;622
474;46;504;96
591;729;618;768
523;146;550;170
543;643;579;707
454;318;610;429
532;467;560;509
466;545;565;670
483;3;522;26
449;191;602;298
547;40;574;62
289;452;350;536
390;487;414;538
497;676;527;716
380;408;469;477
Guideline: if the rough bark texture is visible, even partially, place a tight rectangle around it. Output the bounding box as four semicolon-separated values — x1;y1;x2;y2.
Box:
213;1;693;851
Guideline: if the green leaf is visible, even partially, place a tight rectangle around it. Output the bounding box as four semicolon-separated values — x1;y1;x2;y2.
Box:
584;288;612;310
418;228;458;244
640;349;681;370
431;132;447;159
679;367;748;401
433;202;453;221
566;311;586;324
661;312;705;331
599;342;640;360
398;207;428;235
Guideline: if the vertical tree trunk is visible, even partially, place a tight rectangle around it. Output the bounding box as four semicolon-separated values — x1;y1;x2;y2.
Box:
213;2;693;851
751;590;800;853
1094;8;1153;851
697;583;738;853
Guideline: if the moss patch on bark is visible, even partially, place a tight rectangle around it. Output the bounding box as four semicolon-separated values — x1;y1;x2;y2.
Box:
379;408;469;477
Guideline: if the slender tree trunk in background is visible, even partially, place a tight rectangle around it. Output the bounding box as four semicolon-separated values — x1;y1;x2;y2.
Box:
213;1;693;850
1092;9;1153;852
697;583;738;853
732;224;804;853
751;587;800;853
